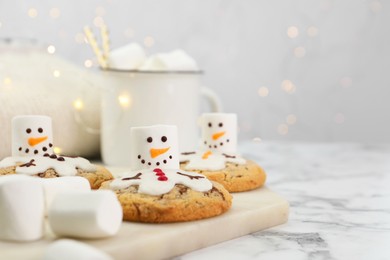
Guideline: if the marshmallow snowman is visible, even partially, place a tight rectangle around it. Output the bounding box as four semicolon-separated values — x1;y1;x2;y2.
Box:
200;113;237;155
12;115;54;156
130;125;179;170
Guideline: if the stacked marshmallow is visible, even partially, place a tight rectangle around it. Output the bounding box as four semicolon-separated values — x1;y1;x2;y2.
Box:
108;43;199;71
0;116;123;246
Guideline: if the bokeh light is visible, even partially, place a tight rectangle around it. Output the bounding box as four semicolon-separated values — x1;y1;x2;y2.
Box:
49;8;60;19
287;26;299;38
47;45;56;54
144;36;155;47
258;86;269;97
28;8;38;18
294;46;306;58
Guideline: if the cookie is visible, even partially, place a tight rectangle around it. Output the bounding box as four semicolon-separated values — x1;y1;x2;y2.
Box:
180;159;266;192
0;155;113;189
100;180;232;223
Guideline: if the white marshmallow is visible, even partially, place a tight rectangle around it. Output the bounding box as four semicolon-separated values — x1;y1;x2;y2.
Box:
0;175;44;241
108;43;146;70
130;125;179;170
200;113;238;154
139;49;199;71
48;190;122;238
12;115;53;157
43;239;113;260
40;177;91;215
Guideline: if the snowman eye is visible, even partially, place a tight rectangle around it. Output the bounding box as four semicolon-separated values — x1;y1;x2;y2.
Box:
38;128;43;133
218;123;223;127
147;137;153;143
208;122;212;128
26;128;32;134
161;136;167;142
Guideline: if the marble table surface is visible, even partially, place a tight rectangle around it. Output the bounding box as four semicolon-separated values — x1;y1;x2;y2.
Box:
176;141;390;260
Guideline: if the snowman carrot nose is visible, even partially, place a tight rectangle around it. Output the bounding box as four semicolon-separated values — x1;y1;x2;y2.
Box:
212;131;225;140
150;147;170;158
28;136;48;147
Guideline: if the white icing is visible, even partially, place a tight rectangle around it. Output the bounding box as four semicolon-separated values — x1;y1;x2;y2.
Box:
0;155;96;176
180;151;246;171
12;115;54;157
109;168;212;196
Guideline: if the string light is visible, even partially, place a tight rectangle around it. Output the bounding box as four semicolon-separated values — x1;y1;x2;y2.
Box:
53;70;61;77
286;114;297;125
340;77;352;88
144;36;155;47
28;8;38;18
3;77;12;85
49;8;60;18
84;59;93;68
334;113;345;124
281;80;296;94
277;124;289;135
370;1;382;13
73;99;84;110
47;45;56;54
53;147;62;154
294;46;306;58
307;26;319;37
257;86;269;97
287;26;299;38
93;16;105;28
124;28;135;38
118;94;131;108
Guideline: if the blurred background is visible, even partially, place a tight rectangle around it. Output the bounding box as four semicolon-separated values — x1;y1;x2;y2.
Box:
0;0;389;152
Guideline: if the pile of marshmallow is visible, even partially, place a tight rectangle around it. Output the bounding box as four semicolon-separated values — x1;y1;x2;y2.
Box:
0;115;121;258
1;174;121;259
108;43;199;72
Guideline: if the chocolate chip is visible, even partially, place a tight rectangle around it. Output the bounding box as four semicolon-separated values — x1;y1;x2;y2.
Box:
148;162;151;166
49;143;53;147
34;150;38;154
57;157;65;161
156;162;160;166
141;159;145;164
163;160;167;164
138;155;141;159
43;147;47;151
50;154;57;159
43;153;50;157
25;148;29;153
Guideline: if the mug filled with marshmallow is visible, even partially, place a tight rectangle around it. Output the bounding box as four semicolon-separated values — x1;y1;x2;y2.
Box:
83;24;222;166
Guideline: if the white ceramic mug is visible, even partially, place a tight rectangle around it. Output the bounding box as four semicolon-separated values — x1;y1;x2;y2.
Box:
101;70;222;166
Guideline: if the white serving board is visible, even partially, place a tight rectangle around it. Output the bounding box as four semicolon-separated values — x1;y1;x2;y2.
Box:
0;186;289;260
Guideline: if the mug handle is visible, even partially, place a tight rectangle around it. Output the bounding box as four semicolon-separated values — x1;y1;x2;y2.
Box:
200;87;223;112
